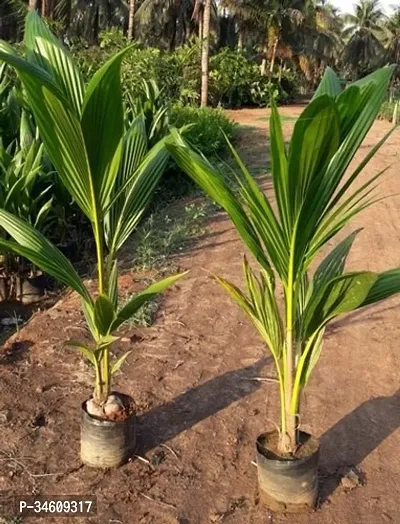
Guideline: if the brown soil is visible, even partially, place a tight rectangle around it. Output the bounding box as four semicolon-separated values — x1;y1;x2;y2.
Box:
0;107;400;524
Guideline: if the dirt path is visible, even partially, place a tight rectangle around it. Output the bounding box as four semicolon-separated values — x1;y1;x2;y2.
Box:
0;107;399;524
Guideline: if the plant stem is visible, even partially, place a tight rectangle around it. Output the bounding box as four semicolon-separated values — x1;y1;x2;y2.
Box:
275;358;286;438
93;348;110;405
92;213;108;403
283;327;297;453
281;233;298;454
100;346;110;403
94;220;105;294
290;333;319;414
93;357;103;403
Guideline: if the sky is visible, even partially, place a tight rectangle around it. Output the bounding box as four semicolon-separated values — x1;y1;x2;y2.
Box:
332;0;395;15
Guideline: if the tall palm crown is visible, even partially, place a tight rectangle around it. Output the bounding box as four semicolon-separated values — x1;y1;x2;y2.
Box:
310;1;343;60
384;7;400;64
295;1;343;84
343;0;386;77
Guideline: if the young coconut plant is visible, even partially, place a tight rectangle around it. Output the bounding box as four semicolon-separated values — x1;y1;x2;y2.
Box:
0;12;186;468
166;67;400;511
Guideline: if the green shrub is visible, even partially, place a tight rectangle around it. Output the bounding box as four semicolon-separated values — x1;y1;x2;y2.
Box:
209;48;298;107
378;100;399;122
170;105;237;156
152;106;237;203
71;38;297;109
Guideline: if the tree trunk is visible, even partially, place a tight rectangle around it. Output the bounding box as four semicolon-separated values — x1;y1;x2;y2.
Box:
238;28;244;52
64;0;72;33
41;0;55;18
278;59;283;83
169;9;177;51
201;0;211;107
269;35;279;76
128;0;136;40
105;0;113;27
260;42;268;76
198;11;203;40
92;4;100;45
29;0;39;11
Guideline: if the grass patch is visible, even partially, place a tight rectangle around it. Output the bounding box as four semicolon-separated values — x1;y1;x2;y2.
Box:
257;114;298;123
121;198;217;327
131;200;216;271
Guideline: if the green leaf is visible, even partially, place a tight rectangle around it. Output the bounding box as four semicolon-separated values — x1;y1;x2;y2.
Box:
359;268;400;307
313;230;361;294
304;272;377;337
81;47;131;209
66;340;98;366
216;270;282;361
320;67;394;210
24;10;60;51
0;41;65;102
33;197;53;230
269;101;290;235
108;260;118;309
34;37;84;116
111;351;132;375
118;115;148;186
312;67;342;100
107;138;170;254
105;115;148;245
112;272;187;330
166;130;271;274
98;334;120;349
336;86;363;141
82;298;98;339
38;87;92;218
226;133;287;280
94;294;116;336
0;209;91;304
288;95;340;219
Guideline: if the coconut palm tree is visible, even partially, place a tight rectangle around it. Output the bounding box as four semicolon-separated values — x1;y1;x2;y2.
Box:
135;0;196;50
383;6;400;65
200;0;211;105
343;0;386;79
128;0;136;39
220;0;262;51
298;0;343;86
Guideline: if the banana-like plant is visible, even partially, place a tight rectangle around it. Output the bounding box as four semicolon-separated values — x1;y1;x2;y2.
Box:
0;12;186;408
166;66;400;454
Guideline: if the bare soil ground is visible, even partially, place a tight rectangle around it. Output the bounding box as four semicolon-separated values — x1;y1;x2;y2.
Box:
0;107;399;524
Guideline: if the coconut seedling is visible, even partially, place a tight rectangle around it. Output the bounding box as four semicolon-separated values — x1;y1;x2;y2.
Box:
166;67;400;511
0;12;186;468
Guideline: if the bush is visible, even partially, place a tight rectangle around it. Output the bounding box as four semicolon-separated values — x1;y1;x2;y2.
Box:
170;105;237;156
152;106;237;203
209;48;298;107
71;35;297;109
378;100;399;122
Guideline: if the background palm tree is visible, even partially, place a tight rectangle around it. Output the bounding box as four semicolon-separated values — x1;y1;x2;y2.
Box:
128;0;136;38
200;0;211;106
383;6;400;64
1;0;399;98
220;0;262;52
260;0;305;76
135;0;197;50
343;0;386;78
297;0;343;86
